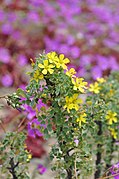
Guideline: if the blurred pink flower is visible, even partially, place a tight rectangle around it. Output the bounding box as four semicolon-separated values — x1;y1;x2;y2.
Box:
1;74;13;87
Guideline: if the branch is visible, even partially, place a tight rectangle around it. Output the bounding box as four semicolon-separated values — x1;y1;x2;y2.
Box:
8;158;19;179
98;172;119;179
0;95;8;99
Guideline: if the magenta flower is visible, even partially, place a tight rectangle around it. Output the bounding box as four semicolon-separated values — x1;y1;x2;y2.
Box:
0;48;10;64
37;164;47;175
18;54;27;66
27;11;39;23
27;118;43;138
74;139;79;146
70;46;80;59
37;99;47;111
23;104;36;120
91;66;102;80
1;74;13;87
97;55;109;70
110;162;119;179
1;22;13;35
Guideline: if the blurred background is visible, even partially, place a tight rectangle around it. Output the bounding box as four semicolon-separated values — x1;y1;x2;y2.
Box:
0;0;119;178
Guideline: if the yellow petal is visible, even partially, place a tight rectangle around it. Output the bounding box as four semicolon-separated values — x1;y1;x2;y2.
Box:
49;64;55;68
59;54;64;60
38;63;44;68
39;74;44;79
64;58;70;64
56;63;60;68
44;60;48;66
48;69;54;74
42;69;47;75
78;87;85;93
77;98;83;104
73;86;77;90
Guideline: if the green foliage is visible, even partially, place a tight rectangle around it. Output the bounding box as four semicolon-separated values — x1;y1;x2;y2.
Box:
0;132;30;179
0;52;119;179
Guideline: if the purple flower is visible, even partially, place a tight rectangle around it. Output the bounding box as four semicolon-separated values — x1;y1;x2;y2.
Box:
37;99;46;111
19;84;26;90
91;66;102;80
110;163;119;179
27;11;39;23
1;74;13;87
37;164;47;175
77;67;86;77
97;55;109;70
74;139;79;146
0;10;5;22
0;48;10;63
11;31;22;40
109;56;119;70
70;46;80;59
79;55;92;66
23;104;36;120
59;44;69;56
66;35;75;45
7;12;17;23
1;22;13;35
18;54;27;66
27;118;43;138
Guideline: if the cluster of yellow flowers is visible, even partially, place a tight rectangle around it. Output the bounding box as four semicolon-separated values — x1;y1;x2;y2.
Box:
38;52;70;75
64;94;83;113
89;77;106;94
36;52;88;94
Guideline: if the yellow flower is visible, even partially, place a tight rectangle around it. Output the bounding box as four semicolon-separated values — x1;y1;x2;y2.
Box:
38;60;55;75
76;113;87;127
72;78;88;93
109;128;117;139
33;70;44;82
55;54;70;69
66;68;76;77
105;110;117;125
46;51;58;64
64;94;82;113
108;89;115;97
72;93;83;111
97;77;106;83
26;153;32;162
87;100;92;106
64;96;74;113
89;82;100;94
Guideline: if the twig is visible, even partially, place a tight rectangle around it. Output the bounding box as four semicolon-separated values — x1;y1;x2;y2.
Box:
16;117;26;132
101;166;112;177
98;172;119;179
0;119;6;133
0;95;8;99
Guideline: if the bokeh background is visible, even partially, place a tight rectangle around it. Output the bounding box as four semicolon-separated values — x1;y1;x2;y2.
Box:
0;0;119;178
